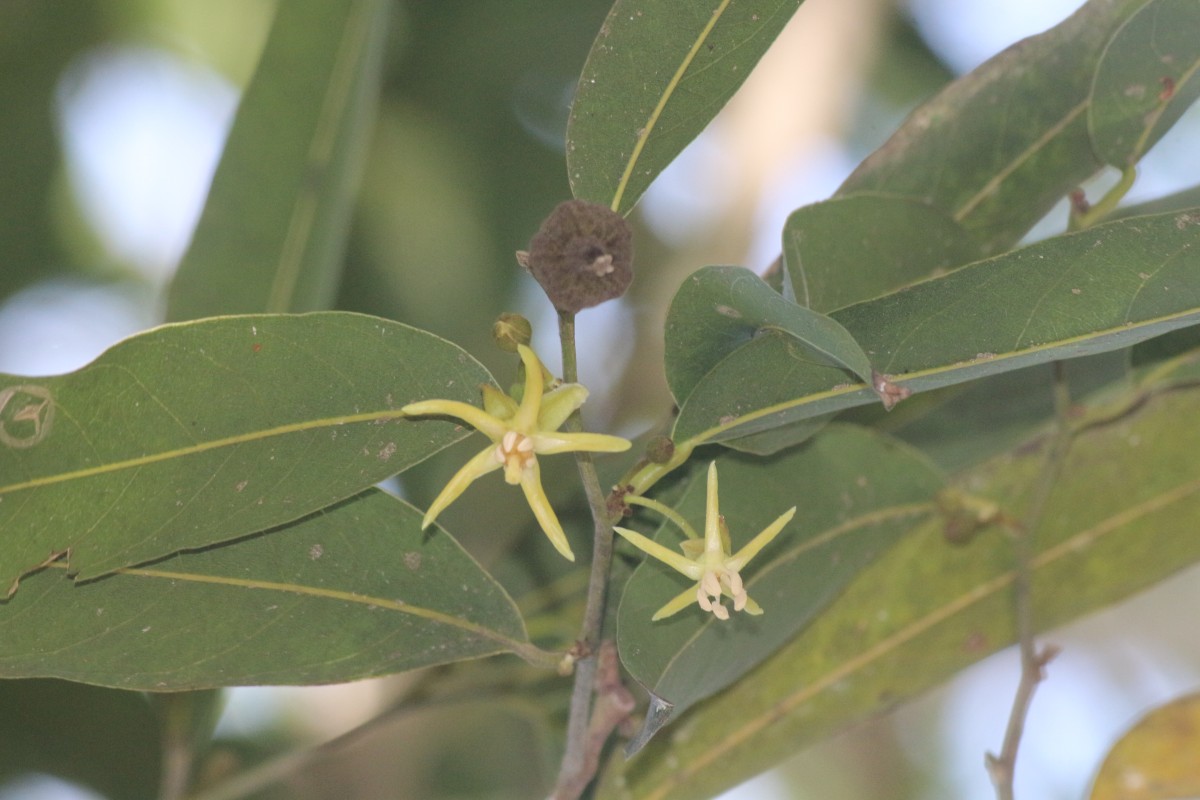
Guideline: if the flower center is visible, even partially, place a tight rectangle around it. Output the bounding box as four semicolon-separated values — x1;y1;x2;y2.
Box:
695;567;747;620
496;430;536;484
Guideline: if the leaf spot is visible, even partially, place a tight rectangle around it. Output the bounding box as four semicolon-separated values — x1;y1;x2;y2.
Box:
377;442;397;461
0;384;54;449
403;551;422;571
1174;212;1200;229
234;480;249;493
309;544;324;560
714;304;742;319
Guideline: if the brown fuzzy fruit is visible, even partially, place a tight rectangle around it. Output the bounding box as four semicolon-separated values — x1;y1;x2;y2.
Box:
523;199;633;313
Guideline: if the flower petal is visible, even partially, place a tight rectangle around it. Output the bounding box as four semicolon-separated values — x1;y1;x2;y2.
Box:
537;383;589;432
402;399;509;441
704;462;724;556
512;345;545;432
729;507;796;570
532;431;631;455
651;585;702;621
420;446;502;529
481;384;519;420
614;527;703;578
519;458;575;561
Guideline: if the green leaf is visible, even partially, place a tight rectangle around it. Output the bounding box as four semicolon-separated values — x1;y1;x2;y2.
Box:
1088;0;1200;168
664;265;875;406
670;209;1200;445
616;426;941;733
0;680;159;800
0;490;530;689
165;0;388;320
0;312;491;590
599;381;1200;800
782;194;982;312
839;0;1147;254
567;0;803;214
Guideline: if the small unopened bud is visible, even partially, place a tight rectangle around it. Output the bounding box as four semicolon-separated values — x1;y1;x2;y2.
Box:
524;199;633;313
492;313;532;352
645;435;675;464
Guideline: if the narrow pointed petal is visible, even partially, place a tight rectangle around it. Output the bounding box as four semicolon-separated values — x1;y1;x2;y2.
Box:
614;527;703;578
729;507;796;569
651;586;702;621
512;345;545;431
481;384;519;420
519;459;575;561
741;596;764;616
402;399;509;441
532;430;632;455
537;383;589;432
704;461;723;554
420;446;502;529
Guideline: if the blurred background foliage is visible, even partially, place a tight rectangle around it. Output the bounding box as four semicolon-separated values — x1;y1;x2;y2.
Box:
2;1;1199;799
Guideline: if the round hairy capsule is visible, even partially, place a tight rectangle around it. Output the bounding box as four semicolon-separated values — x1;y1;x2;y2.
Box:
492;312;532;352
524;199;633;313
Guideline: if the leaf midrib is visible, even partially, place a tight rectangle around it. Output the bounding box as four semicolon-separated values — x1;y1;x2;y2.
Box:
0;408;410;494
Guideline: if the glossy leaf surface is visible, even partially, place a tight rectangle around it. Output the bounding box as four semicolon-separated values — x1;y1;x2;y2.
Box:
166;0;388;320
670;209;1200;445
567;0;802;213
0;490;528;689
0;312;490;589
664;266;875;407
839;0;1146;254
1088;0;1200;167
600;381;1200;800
782;194;981;312
617;426;941;731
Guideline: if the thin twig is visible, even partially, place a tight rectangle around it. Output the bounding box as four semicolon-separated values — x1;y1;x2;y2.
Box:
985;362;1071;799
552;641;636;800
552;310;626;799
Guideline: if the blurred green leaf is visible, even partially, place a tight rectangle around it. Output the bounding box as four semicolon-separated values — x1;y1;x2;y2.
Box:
0;490;529;689
0;679;160;799
664;266;875;406
1089;691;1200;800
0;312;491;589
600;380;1200;800
0;1;108;298
782;194;981;312
670;209;1200;445
617;426;941;733
165;0;388;320
839;0;1146;254
566;0;802;214
1088;0;1200;167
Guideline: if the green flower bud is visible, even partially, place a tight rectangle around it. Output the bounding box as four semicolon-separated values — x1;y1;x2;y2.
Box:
492;312;532;352
645;435;675;464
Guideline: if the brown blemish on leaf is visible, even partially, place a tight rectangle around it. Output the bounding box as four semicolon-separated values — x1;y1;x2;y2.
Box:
871;370;912;411
403;551;422;571
377;442;397;461
308;544;324;560
0;384;55;449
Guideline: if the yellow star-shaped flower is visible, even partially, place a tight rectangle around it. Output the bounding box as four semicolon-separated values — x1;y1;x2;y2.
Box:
402;344;631;561
616;462;795;620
